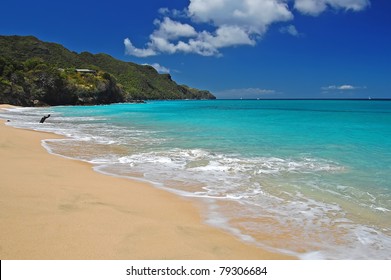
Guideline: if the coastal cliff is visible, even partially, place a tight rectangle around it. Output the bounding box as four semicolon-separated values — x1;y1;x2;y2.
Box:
0;35;215;106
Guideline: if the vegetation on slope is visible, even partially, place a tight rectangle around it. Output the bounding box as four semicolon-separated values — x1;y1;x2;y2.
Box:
0;35;215;106
0;56;125;106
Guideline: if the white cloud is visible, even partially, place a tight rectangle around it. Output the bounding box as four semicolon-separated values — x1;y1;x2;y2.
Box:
124;38;157;57
207;25;256;47
279;25;301;37
339;85;355;90
188;0;293;34
158;7;188;18
294;0;327;15
143;63;170;74
321;84;365;91
125;22;256;57
125;0;371;57
158;7;170;15
295;0;370;16
153;17;197;40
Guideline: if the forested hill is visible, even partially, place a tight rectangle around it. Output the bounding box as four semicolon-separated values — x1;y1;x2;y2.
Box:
0;35;215;106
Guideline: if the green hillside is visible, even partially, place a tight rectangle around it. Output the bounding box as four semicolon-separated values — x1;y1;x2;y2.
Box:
0;35;215;106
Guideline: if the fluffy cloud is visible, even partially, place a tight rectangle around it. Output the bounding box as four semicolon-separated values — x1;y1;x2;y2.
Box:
125;0;371;57
153;17;197;40
294;0;370;16
143;63;170;74
321;84;365;91
124;38;157;58
188;0;293;34
125;20;256;57
279;25;301;36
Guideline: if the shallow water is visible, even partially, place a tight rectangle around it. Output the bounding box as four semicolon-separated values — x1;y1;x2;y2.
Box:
2;100;391;259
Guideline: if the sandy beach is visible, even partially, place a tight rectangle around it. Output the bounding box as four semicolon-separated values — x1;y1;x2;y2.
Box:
0;105;292;260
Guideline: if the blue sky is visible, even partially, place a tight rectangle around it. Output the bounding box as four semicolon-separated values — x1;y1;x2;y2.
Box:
1;0;390;99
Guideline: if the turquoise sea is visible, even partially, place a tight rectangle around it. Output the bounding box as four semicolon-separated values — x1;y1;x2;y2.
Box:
2;100;391;259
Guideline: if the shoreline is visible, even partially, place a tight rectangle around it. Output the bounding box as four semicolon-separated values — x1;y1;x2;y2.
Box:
0;104;293;259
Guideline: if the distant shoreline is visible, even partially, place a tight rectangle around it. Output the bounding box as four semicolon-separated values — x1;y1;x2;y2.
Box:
216;98;391;101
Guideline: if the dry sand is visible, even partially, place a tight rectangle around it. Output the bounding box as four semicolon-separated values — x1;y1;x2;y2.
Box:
0;105;293;259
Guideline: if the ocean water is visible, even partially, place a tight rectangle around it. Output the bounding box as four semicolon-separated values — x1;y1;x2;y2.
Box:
2;100;391;259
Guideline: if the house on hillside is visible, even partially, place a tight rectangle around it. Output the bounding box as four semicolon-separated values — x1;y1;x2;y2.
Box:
75;69;96;74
